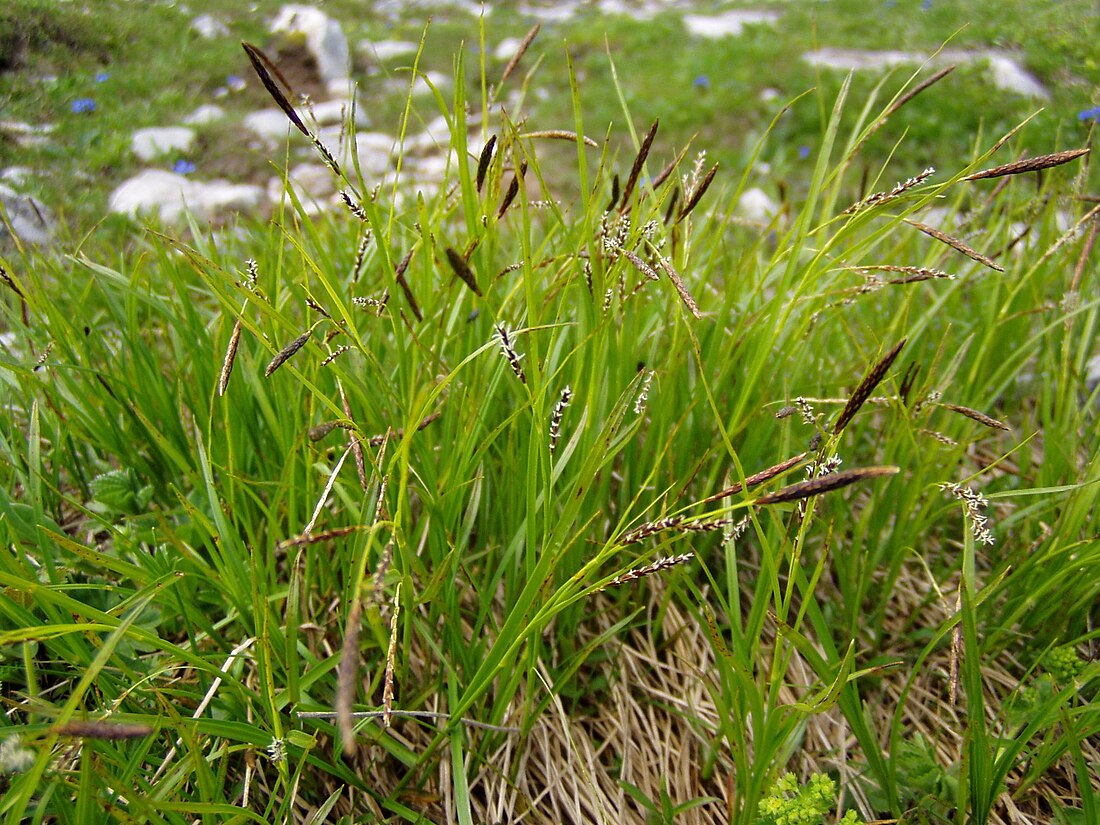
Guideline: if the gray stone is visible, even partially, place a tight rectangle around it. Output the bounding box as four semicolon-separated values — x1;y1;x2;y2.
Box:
131;127;196;161
494;37;523;61
1087;354;1100;395
404;115;452;154
983;54;1048;98
0;120;55;149
308;97;369;128
0;167;34;187
352;132;397;177
267;163;336;215
183;104;227;126
802;48;1049;98
244;109;298;145
0;184;56;246
736;187;780;224
683;10;780;38
362;39;419;62
190;13;229;39
518;1;583;24
108;170;265;224
270;5;351;94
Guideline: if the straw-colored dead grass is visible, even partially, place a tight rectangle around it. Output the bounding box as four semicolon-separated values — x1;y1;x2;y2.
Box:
263;543;1097;824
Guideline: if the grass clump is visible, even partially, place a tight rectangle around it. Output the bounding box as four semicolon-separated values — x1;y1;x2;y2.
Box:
2;14;1100;825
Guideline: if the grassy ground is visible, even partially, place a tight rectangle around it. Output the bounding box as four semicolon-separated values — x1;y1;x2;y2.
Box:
2;2;1100;824
1;0;1098;239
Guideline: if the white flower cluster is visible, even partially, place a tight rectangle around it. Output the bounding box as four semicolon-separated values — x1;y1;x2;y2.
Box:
940;482;996;545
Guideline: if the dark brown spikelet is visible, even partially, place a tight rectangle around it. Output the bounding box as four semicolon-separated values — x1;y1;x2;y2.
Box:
599;552;694;591
54;721;154;740
476;134;497;192
653;250;702;318
697;452;808;506
962;147;1089;182
619;119;659;210
756;465;899;505
855;65;955;153
905;220;1004;272
833;338;906;434
618;516;683;545
446;247;482;297
307;420;343;442
0;262;25;298
499;23;540;88
277;525;362;550
337;599;363;757
662;187;681;225
497;162;528;218
241;41;310;137
494;324;527;384
620;248;660;281
605;173;621;212
265;329;313;377
899;361;920;406
939;402;1011;431
366;411;442;447
218;319;243;396
341;190;368;221
677;162;719;222
393;248;423;322
651;142;692;191
522;129;599;148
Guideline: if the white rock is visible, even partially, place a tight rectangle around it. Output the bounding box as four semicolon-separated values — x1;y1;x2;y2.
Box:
310;130;396;178
803;48;913;72
408;154;451;185
190;13;229;39
108;170;264;224
802;48;1049;98
0;167;34;187
683;11;780;38
494;37;522;61
518;1;583;24
404;115;453;154
268;163;335;215
362;39;419;62
352;133;397;177
1086;354;1100;394
597;0;670;20
984;54;1049;99
308;97;369;128
736;187;780;224
183;104;227;125
270;5;351;94
131;127;196;161
0;184;55;245
0;120;55;149
244;109;298;144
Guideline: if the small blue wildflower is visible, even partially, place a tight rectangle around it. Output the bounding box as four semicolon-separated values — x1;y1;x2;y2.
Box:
226;74;246;92
798;145;811;160
883;0;896;6
1078;106;1100;122
95;72;111;83
71;98;96;113
921;0;932;9
173;160;197;175
693;74;711;92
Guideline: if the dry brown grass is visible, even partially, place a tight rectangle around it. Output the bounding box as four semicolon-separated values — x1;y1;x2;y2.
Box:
234;549;1100;825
